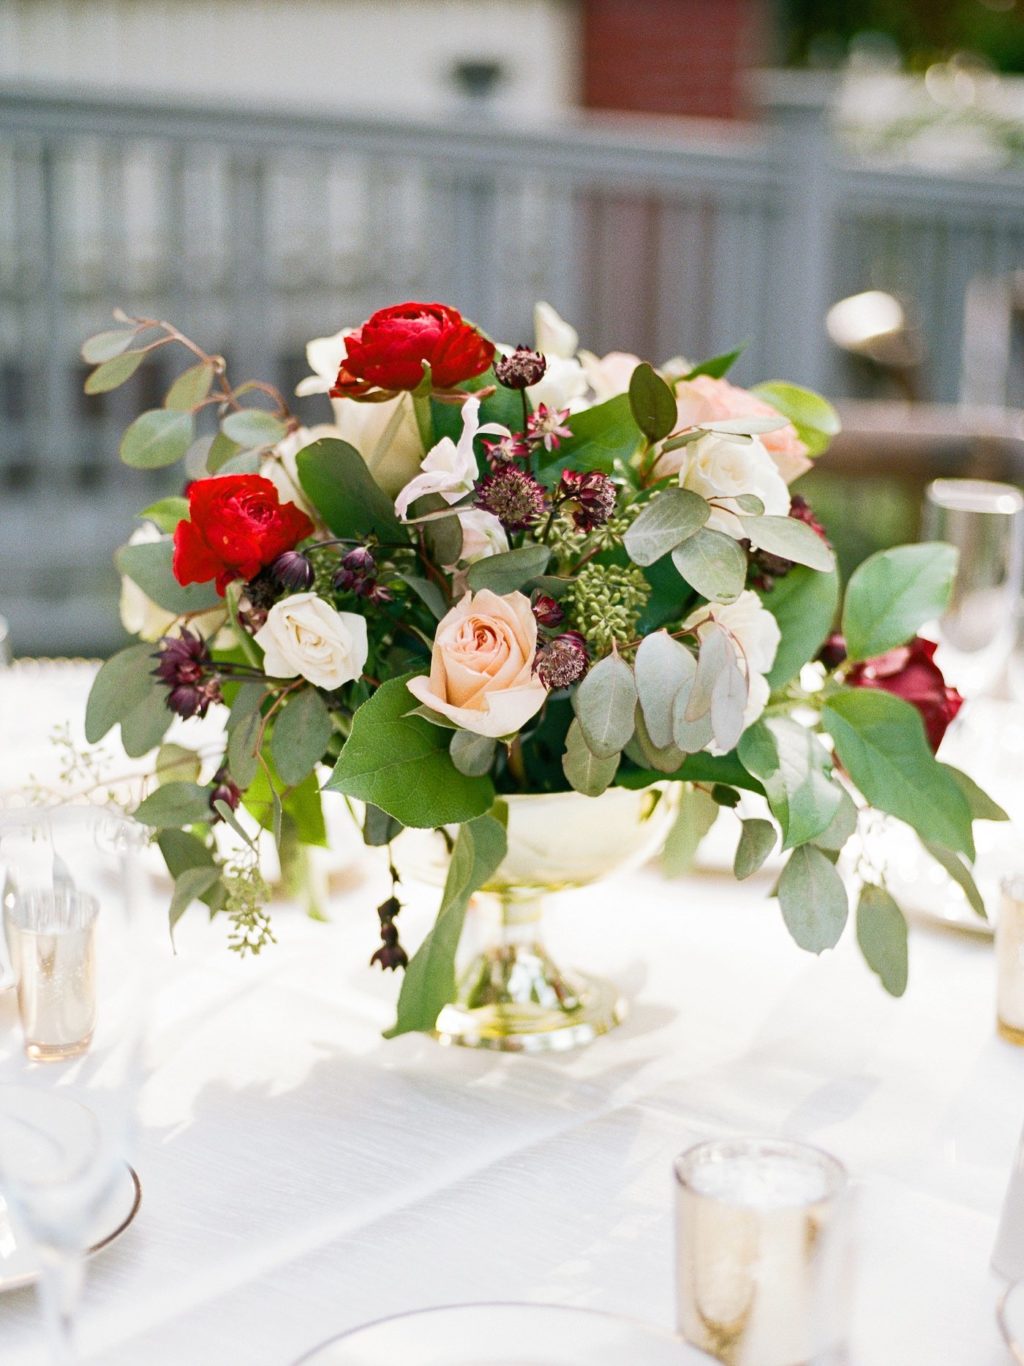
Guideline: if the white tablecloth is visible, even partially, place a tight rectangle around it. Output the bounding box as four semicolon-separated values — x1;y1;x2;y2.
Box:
1;664;1022;1365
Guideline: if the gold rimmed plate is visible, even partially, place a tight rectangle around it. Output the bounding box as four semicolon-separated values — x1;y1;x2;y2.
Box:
0;1163;141;1292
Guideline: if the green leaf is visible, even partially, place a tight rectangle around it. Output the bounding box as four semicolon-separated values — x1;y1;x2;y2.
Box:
623;488;709;567
270;689;332;788
762;566;839;688
734;494;765;515
634;631;697;750
629;705;688;774
119;688;173;758
618;750;764;794
84;350;145;394
562;718;620;796
734;818;777;879
156;743;202;786
662;786;718;876
296;437;406;542
157;830;224;917
942;765;1009;823
710;653;748;753
856;884;908;996
822;689;974;858
740;515;834;573
120;409;195;469
572;653;637;760
922;840;988;920
139;496;189;534
738;716;843;850
811;786;859;852
671;528;747;604
324;675;495;827
778;844;848;953
385;812;508;1037
683;347;744;381
628;362;677;443
169;866;223;933
842;543;958;661
424;512;463;567
751;381;841;457
135;781;212;828
363;804;404;847
81;329;136;364
117;538;222;615
225;681;264;787
207;430;243;473
450;730;497;778
400;573;448;621
221;409;286;448
165;361;215;411
85;643;157;743
541;394;640;473
466;545;551;595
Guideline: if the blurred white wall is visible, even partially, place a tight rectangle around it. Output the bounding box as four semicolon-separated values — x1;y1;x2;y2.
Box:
0;0;581;117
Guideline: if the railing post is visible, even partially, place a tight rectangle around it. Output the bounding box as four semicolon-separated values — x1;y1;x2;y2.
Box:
752;72;838;392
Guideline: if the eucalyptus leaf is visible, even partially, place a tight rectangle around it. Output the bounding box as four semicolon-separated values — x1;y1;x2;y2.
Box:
85;643;157;743
165;362;215;411
400;573;448;621
734;494;765;515
139;496;189;534
922;840;988;920
214;450;261;476
450;730;497;778
572;653;637;760
81;329;135;364
467;545;551;595
155;743;202;787
424;513;463;568
671;529;747;603
685;623;730;722
734;818;777;880
169;866;223;933
671;685;714;754
738;716;842;849
221;409;286;448
84;350;145;395
710;654;749;753
120;409;195;469
662;786;718;877
623;488;709;567
842;543;958;661
631;705;688;774
628;362;677;444
634;631;697;750
811;786;859;852
739;515;834;573
117;539;221;615
700;416;788;436
942;765;1009;823
271;689;332;787
385;813;508;1037
119;688;173;758
778;844;849;954
135;781;212;828
207;431;243;473
562;718;620;796
856;884;908;996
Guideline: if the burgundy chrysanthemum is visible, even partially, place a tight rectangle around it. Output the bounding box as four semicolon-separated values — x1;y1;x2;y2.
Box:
495;345;547;391
558;469;617;532
476;467;547;530
152;629;222;720
534;631;589;689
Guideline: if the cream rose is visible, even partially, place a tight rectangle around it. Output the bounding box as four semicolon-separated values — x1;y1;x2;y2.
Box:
675;374;812;484
682;590;781;736
254;593;368;690
663;430;790;538
408;589;547;738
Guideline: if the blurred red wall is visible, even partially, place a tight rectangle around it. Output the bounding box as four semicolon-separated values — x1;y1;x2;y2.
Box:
582;0;768;119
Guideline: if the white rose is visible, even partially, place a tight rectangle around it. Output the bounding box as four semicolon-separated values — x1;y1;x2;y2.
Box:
682;590;781;734
295;327;424;497
119;524;227;643
453;509;509;566
666;431;790;538
254;593;368;691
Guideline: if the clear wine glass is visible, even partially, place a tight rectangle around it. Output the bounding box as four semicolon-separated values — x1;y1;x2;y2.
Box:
921;478;1024;697
0;805;152;1363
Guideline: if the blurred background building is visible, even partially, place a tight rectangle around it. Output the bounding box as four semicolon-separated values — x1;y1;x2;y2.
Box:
2;0;1024;653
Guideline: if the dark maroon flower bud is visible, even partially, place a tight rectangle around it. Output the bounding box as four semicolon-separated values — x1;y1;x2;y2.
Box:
342;545;376;573
482;433;531;465
532;593;565;628
818;633;848;671
534;630;589;689
370;895;408;971
789;494;829;544
370;941;409;972
209;770;242;819
558;469;617;532
152;629;222;719
847;636;963;752
476;467;547;530
270;549;315;590
495;345;548;391
368;582;394;605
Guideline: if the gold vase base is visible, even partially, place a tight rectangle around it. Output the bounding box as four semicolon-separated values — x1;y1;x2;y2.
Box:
432;944;627;1054
998;1018;1024;1045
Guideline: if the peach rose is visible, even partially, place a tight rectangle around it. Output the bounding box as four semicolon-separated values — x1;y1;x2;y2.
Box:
675;375;812;484
408;589;547;739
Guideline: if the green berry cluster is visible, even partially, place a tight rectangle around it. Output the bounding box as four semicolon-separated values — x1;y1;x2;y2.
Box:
567;562;651;656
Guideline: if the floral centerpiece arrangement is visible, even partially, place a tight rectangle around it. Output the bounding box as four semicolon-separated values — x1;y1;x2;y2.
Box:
81;299;1004;1039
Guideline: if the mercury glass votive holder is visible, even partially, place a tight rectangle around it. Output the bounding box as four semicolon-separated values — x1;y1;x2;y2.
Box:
674;1137;853;1366
997;878;1024;1045
8;888;99;1061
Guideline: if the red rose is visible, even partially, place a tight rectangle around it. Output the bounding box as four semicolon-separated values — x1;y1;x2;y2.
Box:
172;475;314;596
331;301;495;395
847;636;963;752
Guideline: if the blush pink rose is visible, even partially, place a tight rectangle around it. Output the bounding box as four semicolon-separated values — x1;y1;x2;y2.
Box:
408;589;547;738
675;375;811;484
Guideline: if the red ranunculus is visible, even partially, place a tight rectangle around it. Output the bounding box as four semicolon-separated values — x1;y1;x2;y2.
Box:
331;301;495;395
847;636;963;752
172;474;315;596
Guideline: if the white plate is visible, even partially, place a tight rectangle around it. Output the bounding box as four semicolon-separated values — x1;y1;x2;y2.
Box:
0;1162;141;1292
294;1302;712;1365
1000;1280;1024;1363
